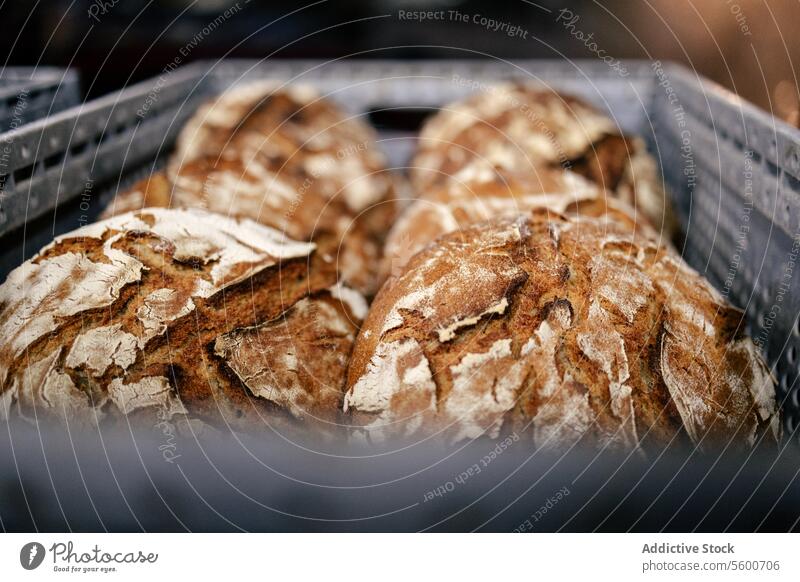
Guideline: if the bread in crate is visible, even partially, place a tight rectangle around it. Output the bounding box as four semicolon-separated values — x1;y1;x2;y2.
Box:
0;208;366;437
380;162;670;285
104;160;384;296
103;82;406;295
344;209;779;450
171;80;402;251
411;83;675;235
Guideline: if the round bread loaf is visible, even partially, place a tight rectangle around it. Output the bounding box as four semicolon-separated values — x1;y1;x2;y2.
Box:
379;163;657;283
411;83;673;233
104;82;405;295
0;208;367;437
169;81;400;229
102;155;383;294
344;211;779;451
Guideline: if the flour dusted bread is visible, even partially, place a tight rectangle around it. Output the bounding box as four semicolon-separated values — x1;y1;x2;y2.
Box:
411;83;673;233
100;172;172;217
169;81;400;231
103;156;382;294
345;210;779;450
0;208;366;436
380;164;665;282
103;82;403;295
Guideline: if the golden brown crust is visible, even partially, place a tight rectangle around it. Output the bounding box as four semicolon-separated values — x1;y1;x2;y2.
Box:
0;208;366;438
411;83;675;234
169;81;399;218
380;164;666;285
103;163;384;296
345;211;779;451
100;173;173;217
102;82;408;295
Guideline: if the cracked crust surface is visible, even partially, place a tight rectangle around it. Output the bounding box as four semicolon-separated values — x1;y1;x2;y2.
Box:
345;211;779;450
103;82;405;295
170;81;401;237
410;83;675;234
380;164;665;284
0;208;365;437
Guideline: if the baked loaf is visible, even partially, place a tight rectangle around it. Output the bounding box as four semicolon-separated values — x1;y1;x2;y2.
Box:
0;208;367;437
103;82;404;295
411;83;673;233
344;210;779;450
103;157;382;294
380;163;665;283
170;81;401;240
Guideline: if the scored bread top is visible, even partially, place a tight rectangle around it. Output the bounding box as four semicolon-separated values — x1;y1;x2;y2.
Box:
411;83;674;233
345;210;779;450
0;208;366;436
101;158;384;296
105;82;406;295
380;164;612;283
169;81;396;215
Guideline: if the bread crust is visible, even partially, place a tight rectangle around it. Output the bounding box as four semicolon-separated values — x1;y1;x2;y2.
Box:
104;163;383;295
380;164;667;285
345;211;779;450
0;208;366;437
169;81;398;219
103;83;405;295
411;83;675;234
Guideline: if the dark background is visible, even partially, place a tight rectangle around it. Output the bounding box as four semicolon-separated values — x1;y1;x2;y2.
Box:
0;0;798;124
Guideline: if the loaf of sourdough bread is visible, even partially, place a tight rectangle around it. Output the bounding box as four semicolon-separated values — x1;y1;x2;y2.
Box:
379;163;667;283
103;159;383;295
170;81;401;239
0;208;366;437
411;83;673;233
103;83;405;295
345;210;779;450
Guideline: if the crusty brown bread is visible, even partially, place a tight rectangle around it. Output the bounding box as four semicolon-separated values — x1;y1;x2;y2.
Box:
345;210;779;451
169;81;401;235
103;82;405;295
411;83;674;234
379;164;665;283
100;172;173;217
0;208;367;437
102;157;383;295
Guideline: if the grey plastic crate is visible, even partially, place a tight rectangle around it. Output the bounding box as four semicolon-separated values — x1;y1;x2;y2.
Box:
0;66;80;132
0;59;797;443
